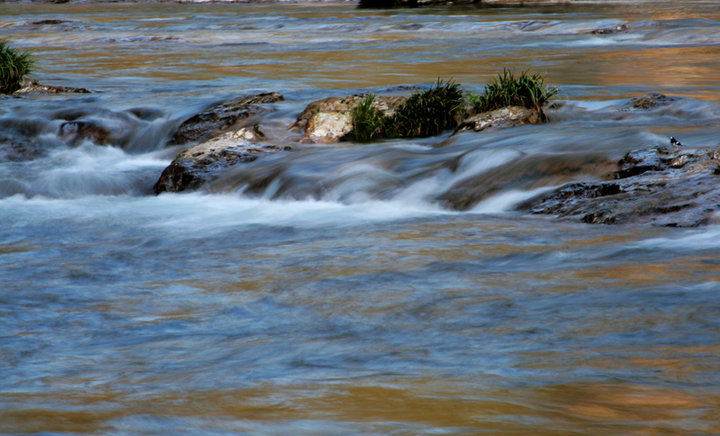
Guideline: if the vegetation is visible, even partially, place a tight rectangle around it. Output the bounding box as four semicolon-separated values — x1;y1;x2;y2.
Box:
351;94;386;143
386;79;464;138
468;69;558;117
350;72;557;142
0;41;34;94
351;80;464;142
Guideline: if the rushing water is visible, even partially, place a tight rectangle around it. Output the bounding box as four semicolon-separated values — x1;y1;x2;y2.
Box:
2;1;720;434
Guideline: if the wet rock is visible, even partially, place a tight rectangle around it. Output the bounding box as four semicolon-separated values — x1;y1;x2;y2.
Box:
519;145;720;227
154;126;290;194
455;106;542;133
29;19;70;26
622;93;676;111
13;79;91;96
294;95;407;143
55;107;160;149
59;119;115;146
437;153;614;211
588;24;629;35
169;92;284;146
0;118;63;162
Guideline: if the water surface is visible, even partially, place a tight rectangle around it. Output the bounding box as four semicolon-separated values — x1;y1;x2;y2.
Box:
1;1;720;434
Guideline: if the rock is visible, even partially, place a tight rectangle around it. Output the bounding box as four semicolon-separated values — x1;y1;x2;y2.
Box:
303;111;354;144
455;106;542;133
518;145;720;227
622;93;676;111
169;92;284;146
13;79;91;96
588;24;629;35
437;153;614;211
28;19;70;26
54;107;161;149
0;117;64;162
154;126;290;194
294;95;406;143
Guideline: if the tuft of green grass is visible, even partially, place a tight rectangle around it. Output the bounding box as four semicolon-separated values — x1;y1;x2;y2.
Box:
385;79;464;138
0;40;34;94
469;69;558;117
350;80;464;142
351;94;386;143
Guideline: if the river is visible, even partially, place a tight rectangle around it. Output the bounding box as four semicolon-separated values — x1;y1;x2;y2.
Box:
1;1;720;434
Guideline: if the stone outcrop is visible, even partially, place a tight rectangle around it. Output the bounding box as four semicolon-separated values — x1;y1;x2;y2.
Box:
293;95;406;143
518;144;720;227
169;92;284;146
455;106;542;133
13;79;90;96
154;127;290;194
437;153;613;211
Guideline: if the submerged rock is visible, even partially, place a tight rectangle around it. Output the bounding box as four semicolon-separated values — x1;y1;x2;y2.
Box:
622;93;677;111
54;106;165;150
455;106;542;133
437;153;613;211
294;95;406;143
169;92;284;146
154;127;290;194
519;145;720;226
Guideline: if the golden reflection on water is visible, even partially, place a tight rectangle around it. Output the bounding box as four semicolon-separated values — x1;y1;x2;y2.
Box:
3;379;719;434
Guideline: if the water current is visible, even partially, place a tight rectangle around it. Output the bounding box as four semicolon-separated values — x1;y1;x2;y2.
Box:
2;1;720;434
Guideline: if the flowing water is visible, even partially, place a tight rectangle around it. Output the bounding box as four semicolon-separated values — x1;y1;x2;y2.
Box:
2;1;720;434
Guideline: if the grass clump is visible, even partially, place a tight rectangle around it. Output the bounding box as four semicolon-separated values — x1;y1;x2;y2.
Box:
0;40;34;94
469;69;558;117
351;80;464;142
351;94;386;143
386;79;464;138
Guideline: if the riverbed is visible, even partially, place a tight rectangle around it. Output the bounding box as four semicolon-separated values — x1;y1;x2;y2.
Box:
2;1;720;434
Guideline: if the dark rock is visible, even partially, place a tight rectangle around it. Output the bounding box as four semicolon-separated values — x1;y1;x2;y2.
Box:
519;146;720;227
622;93;677;111
169;92;283;146
589;24;629;35
59;120;113;146
154;127;290;194
293;95;407;144
437;153;614;211
55;108;151;148
29;19;70;26
0;118;63;162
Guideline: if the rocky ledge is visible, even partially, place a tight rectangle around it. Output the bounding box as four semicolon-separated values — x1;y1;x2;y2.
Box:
12;79;91;96
170;92;284;145
155;91;288;193
154;126;290;193
293;95;407;143
518;144;720;227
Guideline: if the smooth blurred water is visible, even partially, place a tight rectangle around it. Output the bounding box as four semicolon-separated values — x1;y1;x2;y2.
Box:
1;1;720;434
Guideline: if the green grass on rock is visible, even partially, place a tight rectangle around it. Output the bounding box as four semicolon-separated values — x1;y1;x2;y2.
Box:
0;40;34;94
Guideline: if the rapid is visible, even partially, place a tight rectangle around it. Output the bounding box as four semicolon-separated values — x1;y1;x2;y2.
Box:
1;1;720;434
